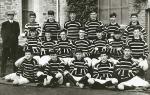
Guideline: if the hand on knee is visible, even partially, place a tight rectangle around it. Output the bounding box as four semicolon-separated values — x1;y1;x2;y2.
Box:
111;78;118;84
88;78;95;85
64;70;69;76
117;83;124;90
86;73;91;78
55;72;63;78
37;71;44;77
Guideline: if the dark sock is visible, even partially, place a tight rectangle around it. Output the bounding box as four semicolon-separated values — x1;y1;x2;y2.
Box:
65;73;77;85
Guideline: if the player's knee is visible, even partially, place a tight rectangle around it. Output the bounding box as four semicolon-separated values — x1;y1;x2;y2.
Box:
88;78;95;85
55;72;63;78
117;83;124;90
111;78;118;84
37;71;44;77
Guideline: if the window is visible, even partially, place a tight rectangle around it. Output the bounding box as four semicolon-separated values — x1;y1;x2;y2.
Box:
98;0;129;25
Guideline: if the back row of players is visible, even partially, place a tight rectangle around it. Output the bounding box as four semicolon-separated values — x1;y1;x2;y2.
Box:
4;10;149;90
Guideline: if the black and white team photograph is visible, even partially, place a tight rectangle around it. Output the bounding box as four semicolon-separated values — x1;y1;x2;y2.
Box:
0;0;150;95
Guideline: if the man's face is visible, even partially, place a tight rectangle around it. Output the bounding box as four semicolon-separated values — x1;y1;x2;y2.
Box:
114;34;121;39
79;30;85;38
45;32;51;39
90;12;97;20
101;54;108;63
131;16;138;23
97;32;103;39
7;14;14;20
110;16;116;23
50;54;57;60
124;49;131;57
69;13;76;21
76;52;83;60
60;32;66;40
30;31;36;37
30;16;36;22
48;15;54;21
25;52;32;60
133;29;140;38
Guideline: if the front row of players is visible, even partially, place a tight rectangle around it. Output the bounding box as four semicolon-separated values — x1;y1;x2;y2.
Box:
4;46;150;90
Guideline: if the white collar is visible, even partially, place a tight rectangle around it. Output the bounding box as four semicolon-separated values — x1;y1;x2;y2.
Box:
9;20;13;23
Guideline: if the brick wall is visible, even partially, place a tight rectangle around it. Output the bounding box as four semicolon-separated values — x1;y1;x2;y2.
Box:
0;0;22;32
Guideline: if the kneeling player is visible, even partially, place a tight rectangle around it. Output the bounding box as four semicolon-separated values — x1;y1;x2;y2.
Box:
88;52;118;89
64;49;92;88
115;46;150;90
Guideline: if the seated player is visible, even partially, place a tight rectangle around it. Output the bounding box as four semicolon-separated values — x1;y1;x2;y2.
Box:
15;29;41;67
127;26;149;72
55;29;73;58
64;49;92;88
72;29;91;57
90;31;108;58
5;49;39;85
108;30;125;60
88;51;118;89
36;50;66;87
115;46;150;90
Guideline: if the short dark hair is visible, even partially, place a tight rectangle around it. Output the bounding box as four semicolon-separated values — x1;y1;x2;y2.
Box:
48;10;54;15
90;11;97;14
25;48;33;54
131;13;138;17
110;12;117;18
75;49;82;54
123;45;131;50
29;12;36;17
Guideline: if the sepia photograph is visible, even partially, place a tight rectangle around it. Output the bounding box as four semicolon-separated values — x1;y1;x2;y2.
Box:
0;0;150;95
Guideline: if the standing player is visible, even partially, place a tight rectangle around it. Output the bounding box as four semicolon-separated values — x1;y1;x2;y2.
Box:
85;11;104;40
64;11;82;41
24;12;41;38
105;12;120;40
42;10;61;40
123;13;146;42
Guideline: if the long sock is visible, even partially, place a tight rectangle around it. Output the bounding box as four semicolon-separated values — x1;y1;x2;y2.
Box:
79;76;88;84
65;73;77;85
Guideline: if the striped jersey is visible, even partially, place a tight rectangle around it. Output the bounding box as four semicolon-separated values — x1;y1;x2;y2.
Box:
109;38;125;59
123;22;146;42
85;20;104;40
105;23;120;39
64;20;82;40
41;38;55;55
127;38;149;59
42;20;60;40
55;39;73;58
24;22;41;37
44;58;65;76
115;57;139;82
93;61;114;79
91;38;108;58
16;58;39;82
24;37;41;55
72;38;91;57
69;58;90;77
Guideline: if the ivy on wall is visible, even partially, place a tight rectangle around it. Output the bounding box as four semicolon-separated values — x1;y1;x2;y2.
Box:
134;0;147;14
66;0;98;24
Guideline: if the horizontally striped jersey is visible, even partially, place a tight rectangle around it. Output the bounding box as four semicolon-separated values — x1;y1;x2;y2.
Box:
16;58;39;82
44;58;66;76
24;36;41;55
55;39;73;58
93;61;114;79
64;20;82;40
108;38;125;59
104;23;120;39
91;38;108;58
68;58;90;77
127;38;149;59
123;22;146;42
72;38;91;57
42;19;60;40
115;57;139;82
85;20;104;40
24;22;41;37
41;38;55;55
